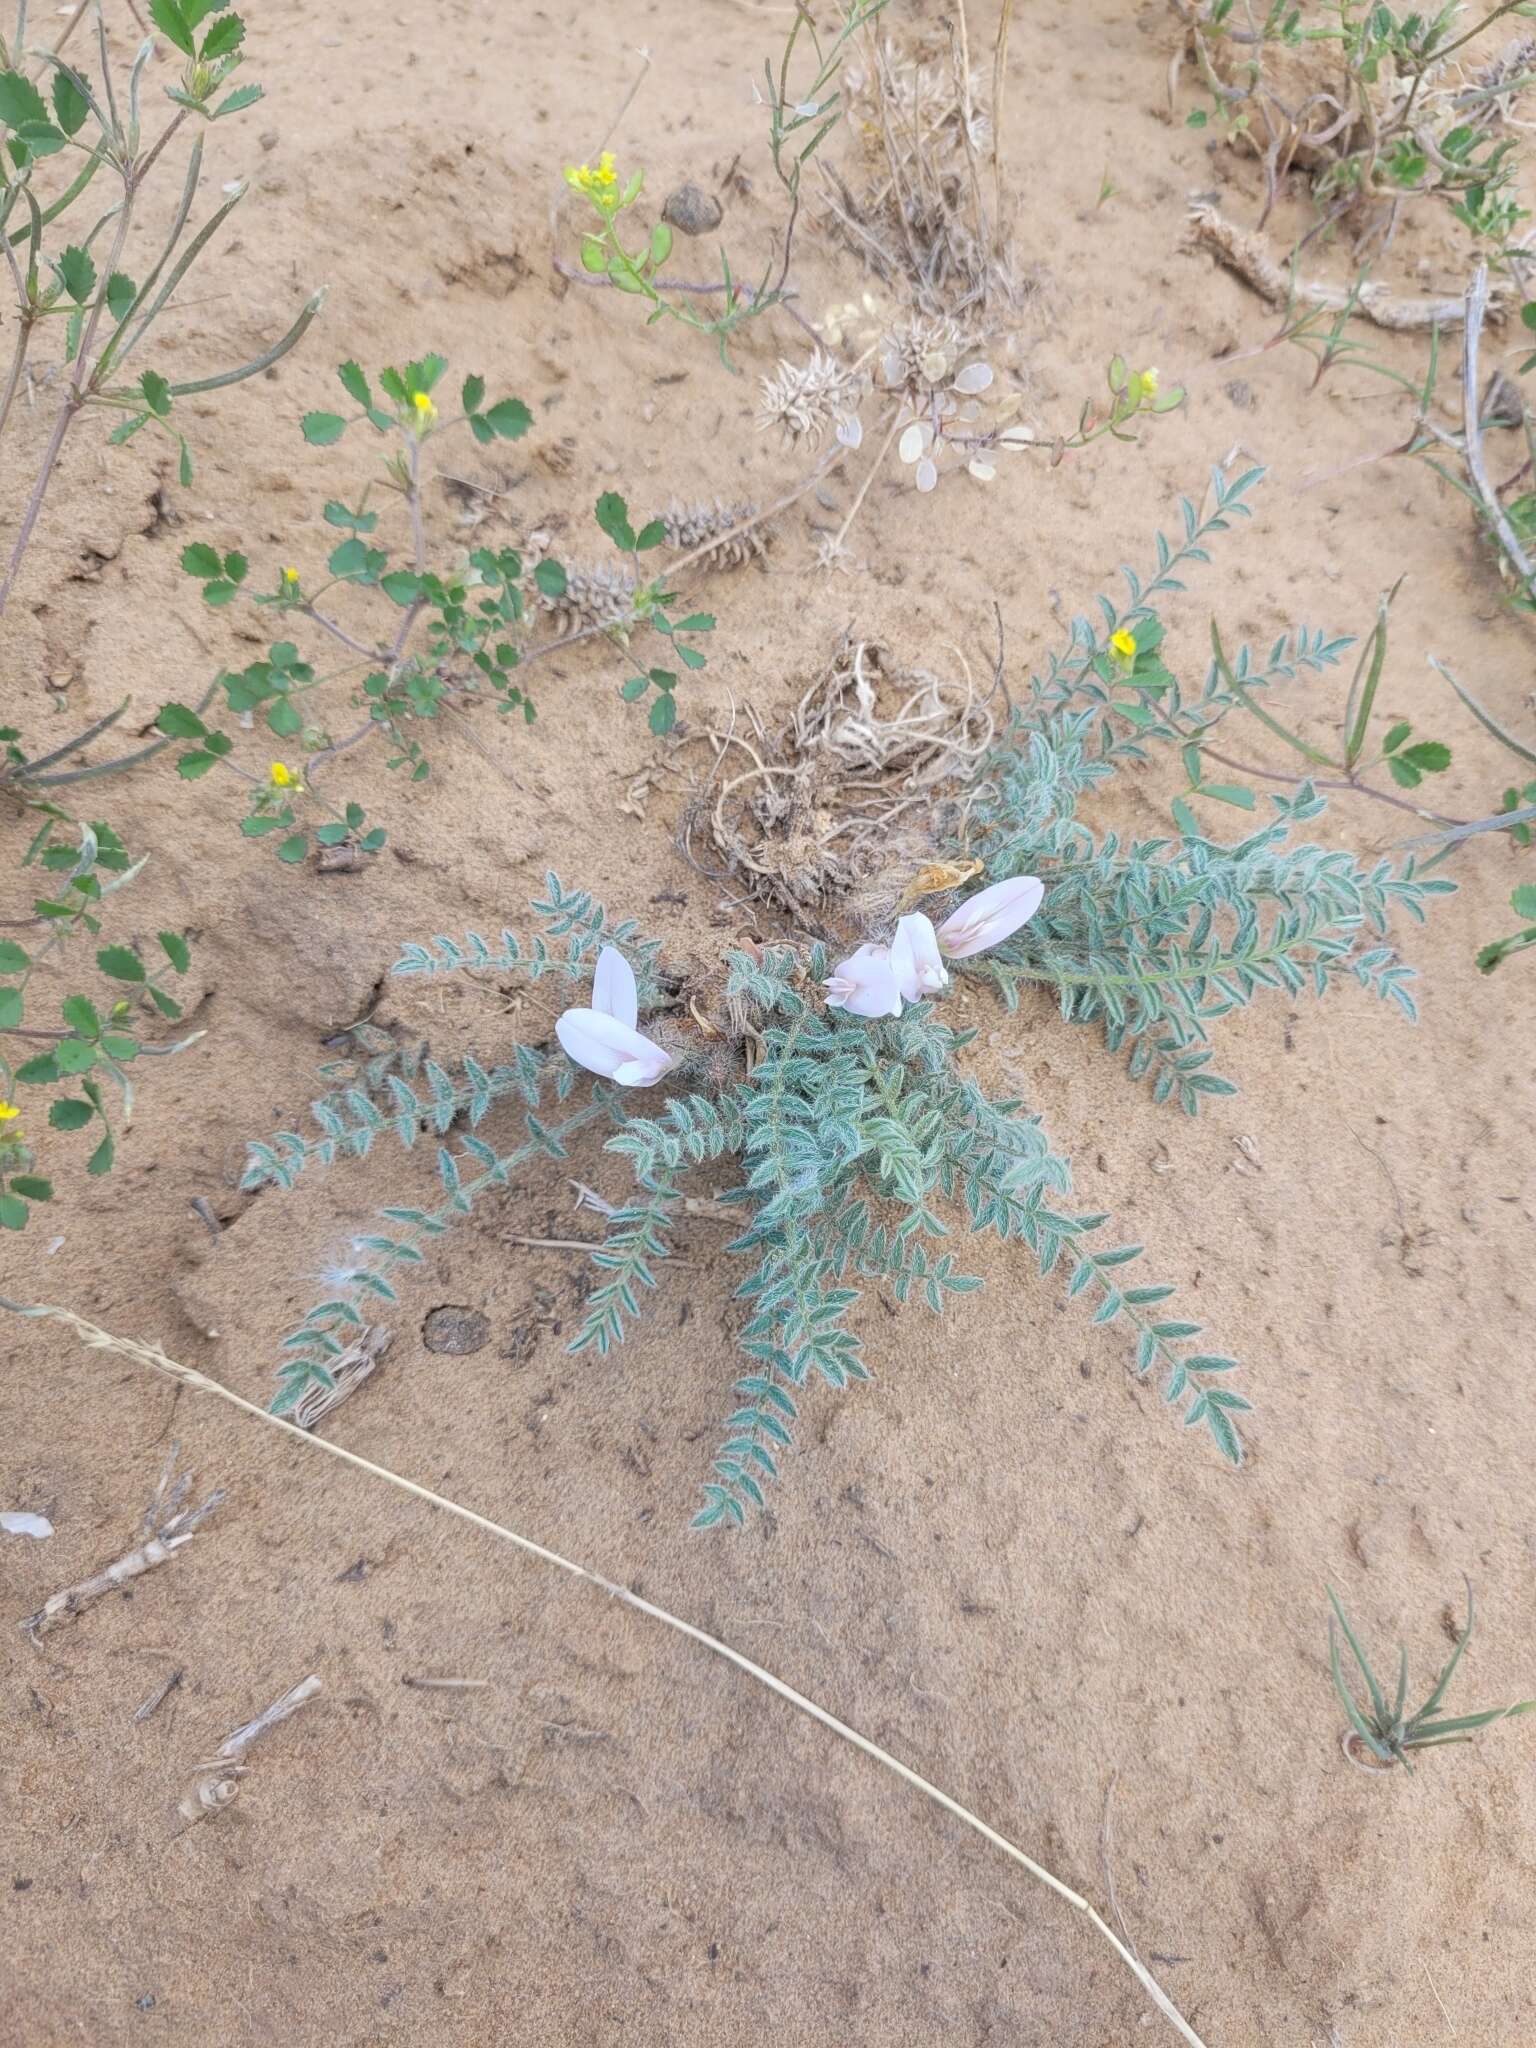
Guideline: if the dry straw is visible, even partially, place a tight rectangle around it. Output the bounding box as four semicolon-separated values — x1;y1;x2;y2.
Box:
3;1294;1208;2047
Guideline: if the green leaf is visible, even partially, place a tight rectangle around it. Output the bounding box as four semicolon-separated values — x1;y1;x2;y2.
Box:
266;697;303;738
635;518;667;552
673;613;715;632
224;550;249;584
181;542;224;580
100;1034;139;1060
534;558;567;598
156;702;209;740
595;491;636;553
336;359;371;408
1201;782;1256;809
649;221;673;269
0;940;29;971
0;73;51;130
61;995;101;1040
461;373;485;414
618;675;648;702
96;945;145;983
315;822;348;846
648;694;677;736
212;83;262;119
1170;795;1200;838
0;1195;28;1231
176;750;219;779
1381;720;1411;754
302;411;347;446
53;1037;97;1075
1510;883;1536;920
57;245;96;304
1387;755;1423;790
48;1097;94;1130
580;236;607;275
138;370;171;418
0;987;21;1030
149;0;196;54
159;930;191;973
379;570;422;605
483;397;532;440
51;67;90;136
200;12;246;61
86;1130;115;1176
13;1054;58;1085
146;986;182;1020
276;834;309;864
1398;740;1451;775
9;1176;52;1202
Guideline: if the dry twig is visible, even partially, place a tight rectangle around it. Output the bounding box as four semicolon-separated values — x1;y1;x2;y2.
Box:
287;1325;392;1432
1188;202;1495;330
20;1446;223;1643
179;1674;323;1824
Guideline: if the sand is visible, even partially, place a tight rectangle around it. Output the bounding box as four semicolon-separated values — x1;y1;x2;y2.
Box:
2;2;1533;2043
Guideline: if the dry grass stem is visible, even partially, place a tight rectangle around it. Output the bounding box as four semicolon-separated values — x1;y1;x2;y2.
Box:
20;1446;224;1643
288;1326;392;1432
179;1673;323;1824
686;632;996;920
4;1297;1211;2047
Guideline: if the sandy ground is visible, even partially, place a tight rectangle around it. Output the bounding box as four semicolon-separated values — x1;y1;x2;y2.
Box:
3;2;1534;2042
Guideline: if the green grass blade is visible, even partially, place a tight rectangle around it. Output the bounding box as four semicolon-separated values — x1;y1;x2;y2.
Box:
1327;1587;1389;1727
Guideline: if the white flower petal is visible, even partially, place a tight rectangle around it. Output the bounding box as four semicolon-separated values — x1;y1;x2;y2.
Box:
898;422;926;465
890;914;949;1002
935;875;1046;958
556;1007;673;1086
591;944;638;1030
953;361;994;394
915;457;938;493
1;1511;52;1539
824;944;903;1018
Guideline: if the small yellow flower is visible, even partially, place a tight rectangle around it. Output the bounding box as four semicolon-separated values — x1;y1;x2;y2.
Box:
282;566;300;586
564;151;619;198
1110;628;1137;662
411;390;437;430
269;761;298;789
0;1099;20;1123
1141;367;1159;396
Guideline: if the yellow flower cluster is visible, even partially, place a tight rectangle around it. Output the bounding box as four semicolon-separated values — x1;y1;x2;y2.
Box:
269;761;298;789
564;151;617;197
1110;628;1137;662
283;565;300;586
0;1099;20;1123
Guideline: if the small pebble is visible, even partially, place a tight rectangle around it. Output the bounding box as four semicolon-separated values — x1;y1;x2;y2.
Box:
422;1306;491;1355
661;182;723;236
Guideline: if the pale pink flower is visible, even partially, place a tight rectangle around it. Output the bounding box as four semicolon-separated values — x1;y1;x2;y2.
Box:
935;876;1045;959
823;943;903;1018
556;945;673;1087
890;913;949;1001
